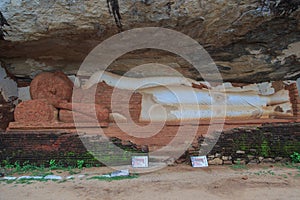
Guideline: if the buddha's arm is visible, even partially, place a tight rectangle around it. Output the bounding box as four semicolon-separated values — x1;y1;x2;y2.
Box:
82;70;201;90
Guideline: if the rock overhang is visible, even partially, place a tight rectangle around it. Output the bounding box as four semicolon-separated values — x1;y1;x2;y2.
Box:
0;0;298;83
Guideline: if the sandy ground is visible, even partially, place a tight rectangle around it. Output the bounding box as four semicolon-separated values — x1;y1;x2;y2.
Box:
1;164;300;200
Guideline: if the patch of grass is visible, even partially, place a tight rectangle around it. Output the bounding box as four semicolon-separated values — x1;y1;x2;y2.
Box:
278;174;288;179
1;159;86;176
2;162;47;176
280;162;300;170
294;173;300;178
49;160;59;170
65;166;81;175
58;179;67;184
290;152;300;163
230;161;248;170
88;174;138;182
267;170;275;176
17;178;48;184
31;171;53;177
254;170;275;176
0;177;52;185
0;179;15;184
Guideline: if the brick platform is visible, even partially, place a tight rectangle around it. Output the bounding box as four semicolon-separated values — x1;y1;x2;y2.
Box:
1;120;300;166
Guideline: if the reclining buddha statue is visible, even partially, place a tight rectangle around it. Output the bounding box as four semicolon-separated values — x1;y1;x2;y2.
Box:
81;70;294;122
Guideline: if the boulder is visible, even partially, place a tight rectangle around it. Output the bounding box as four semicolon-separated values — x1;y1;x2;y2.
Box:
14;99;58;123
30;71;73;105
208;158;223;165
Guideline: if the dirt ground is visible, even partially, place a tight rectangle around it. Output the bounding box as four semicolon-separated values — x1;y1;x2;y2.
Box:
1;164;300;200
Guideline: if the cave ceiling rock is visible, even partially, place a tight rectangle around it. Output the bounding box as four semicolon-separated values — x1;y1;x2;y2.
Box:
0;0;299;83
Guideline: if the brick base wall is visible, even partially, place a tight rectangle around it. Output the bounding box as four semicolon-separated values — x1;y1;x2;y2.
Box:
1;123;299;166
195;123;300;164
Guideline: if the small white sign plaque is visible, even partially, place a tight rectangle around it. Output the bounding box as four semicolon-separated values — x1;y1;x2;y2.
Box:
132;156;149;168
191;156;208;168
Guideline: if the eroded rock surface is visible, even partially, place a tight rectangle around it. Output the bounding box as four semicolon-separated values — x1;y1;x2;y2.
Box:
14;99;58;123
30;71;73;105
0;0;299;83
0;93;14;130
0;64;16;130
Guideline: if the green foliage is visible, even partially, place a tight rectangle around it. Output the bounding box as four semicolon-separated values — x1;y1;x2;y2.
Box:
77;160;84;169
13;161;21;171
2;160;14;169
1;160;47;175
0;159;91;176
260;140;270;157
290;152;300;163
49;160;58;170
0;158;140;184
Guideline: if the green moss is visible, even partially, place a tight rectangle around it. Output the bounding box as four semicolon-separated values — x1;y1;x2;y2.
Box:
260;140;270;157
233;133;249;151
283;142;300;156
231;131;300;158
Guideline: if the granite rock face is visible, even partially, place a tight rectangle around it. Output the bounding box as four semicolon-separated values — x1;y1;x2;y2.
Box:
0;0;299;83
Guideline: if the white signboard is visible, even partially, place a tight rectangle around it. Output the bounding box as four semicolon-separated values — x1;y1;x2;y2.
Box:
132;156;149;168
191;156;208;168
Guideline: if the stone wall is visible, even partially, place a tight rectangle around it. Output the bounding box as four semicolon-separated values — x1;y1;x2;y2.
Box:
0;131;143;166
195;123;300;165
1;123;299;166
